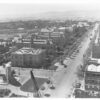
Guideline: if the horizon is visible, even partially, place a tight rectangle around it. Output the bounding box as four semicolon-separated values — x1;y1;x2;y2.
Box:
0;0;100;21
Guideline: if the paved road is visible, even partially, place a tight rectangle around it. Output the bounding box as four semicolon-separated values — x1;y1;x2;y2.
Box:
44;27;96;98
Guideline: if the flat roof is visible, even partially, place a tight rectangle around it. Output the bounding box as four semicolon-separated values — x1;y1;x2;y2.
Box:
87;64;100;72
33;39;47;42
12;47;44;55
41;28;52;32
89;57;100;64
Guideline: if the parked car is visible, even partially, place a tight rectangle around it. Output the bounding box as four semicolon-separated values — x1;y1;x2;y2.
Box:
75;83;81;88
63;57;71;66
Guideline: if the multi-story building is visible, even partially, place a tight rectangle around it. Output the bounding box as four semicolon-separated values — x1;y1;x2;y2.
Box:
31;39;53;48
16;38;53;49
85;64;100;93
11;47;46;68
38;28;64;39
84;39;100;93
92;44;100;58
0;62;11;84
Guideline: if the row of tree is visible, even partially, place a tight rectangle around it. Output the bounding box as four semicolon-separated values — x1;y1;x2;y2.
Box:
0;20;93;30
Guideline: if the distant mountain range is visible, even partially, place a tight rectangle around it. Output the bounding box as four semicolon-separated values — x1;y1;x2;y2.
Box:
34;10;100;21
0;10;100;22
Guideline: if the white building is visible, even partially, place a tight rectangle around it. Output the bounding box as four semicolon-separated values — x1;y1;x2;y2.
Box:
11;47;46;68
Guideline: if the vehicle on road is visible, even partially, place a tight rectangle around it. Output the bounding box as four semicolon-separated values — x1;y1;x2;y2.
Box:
75;83;81;88
63;57;71;66
54;62;64;70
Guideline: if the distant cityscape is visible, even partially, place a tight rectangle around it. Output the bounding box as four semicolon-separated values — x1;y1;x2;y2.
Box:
0;0;100;98
0;19;97;98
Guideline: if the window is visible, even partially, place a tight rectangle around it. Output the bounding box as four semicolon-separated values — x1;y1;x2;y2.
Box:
85;84;90;89
97;86;99;90
12;56;13;59
92;85;94;88
15;55;18;59
87;85;90;88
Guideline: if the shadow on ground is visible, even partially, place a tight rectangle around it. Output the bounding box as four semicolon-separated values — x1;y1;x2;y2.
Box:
8;76;21;87
20;78;48;93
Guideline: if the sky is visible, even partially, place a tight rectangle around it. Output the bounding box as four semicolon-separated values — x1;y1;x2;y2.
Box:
0;0;100;20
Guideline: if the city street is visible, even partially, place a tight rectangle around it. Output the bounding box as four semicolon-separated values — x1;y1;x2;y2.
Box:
44;26;97;98
0;2;99;98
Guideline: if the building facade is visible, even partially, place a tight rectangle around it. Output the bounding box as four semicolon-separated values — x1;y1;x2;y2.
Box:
11;47;46;68
85;64;100;93
16;38;53;49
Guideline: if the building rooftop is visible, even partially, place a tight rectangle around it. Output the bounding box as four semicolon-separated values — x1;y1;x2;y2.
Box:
58;27;66;30
52;32;64;35
12;47;45;55
33;39;47;44
89;57;100;64
41;28;52;32
87;64;100;72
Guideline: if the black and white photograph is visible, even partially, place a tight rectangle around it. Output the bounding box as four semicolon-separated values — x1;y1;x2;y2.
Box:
0;0;99;98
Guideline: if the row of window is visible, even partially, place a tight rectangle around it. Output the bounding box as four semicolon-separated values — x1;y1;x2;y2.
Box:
85;84;100;91
85;79;100;85
12;55;34;60
86;73;100;78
